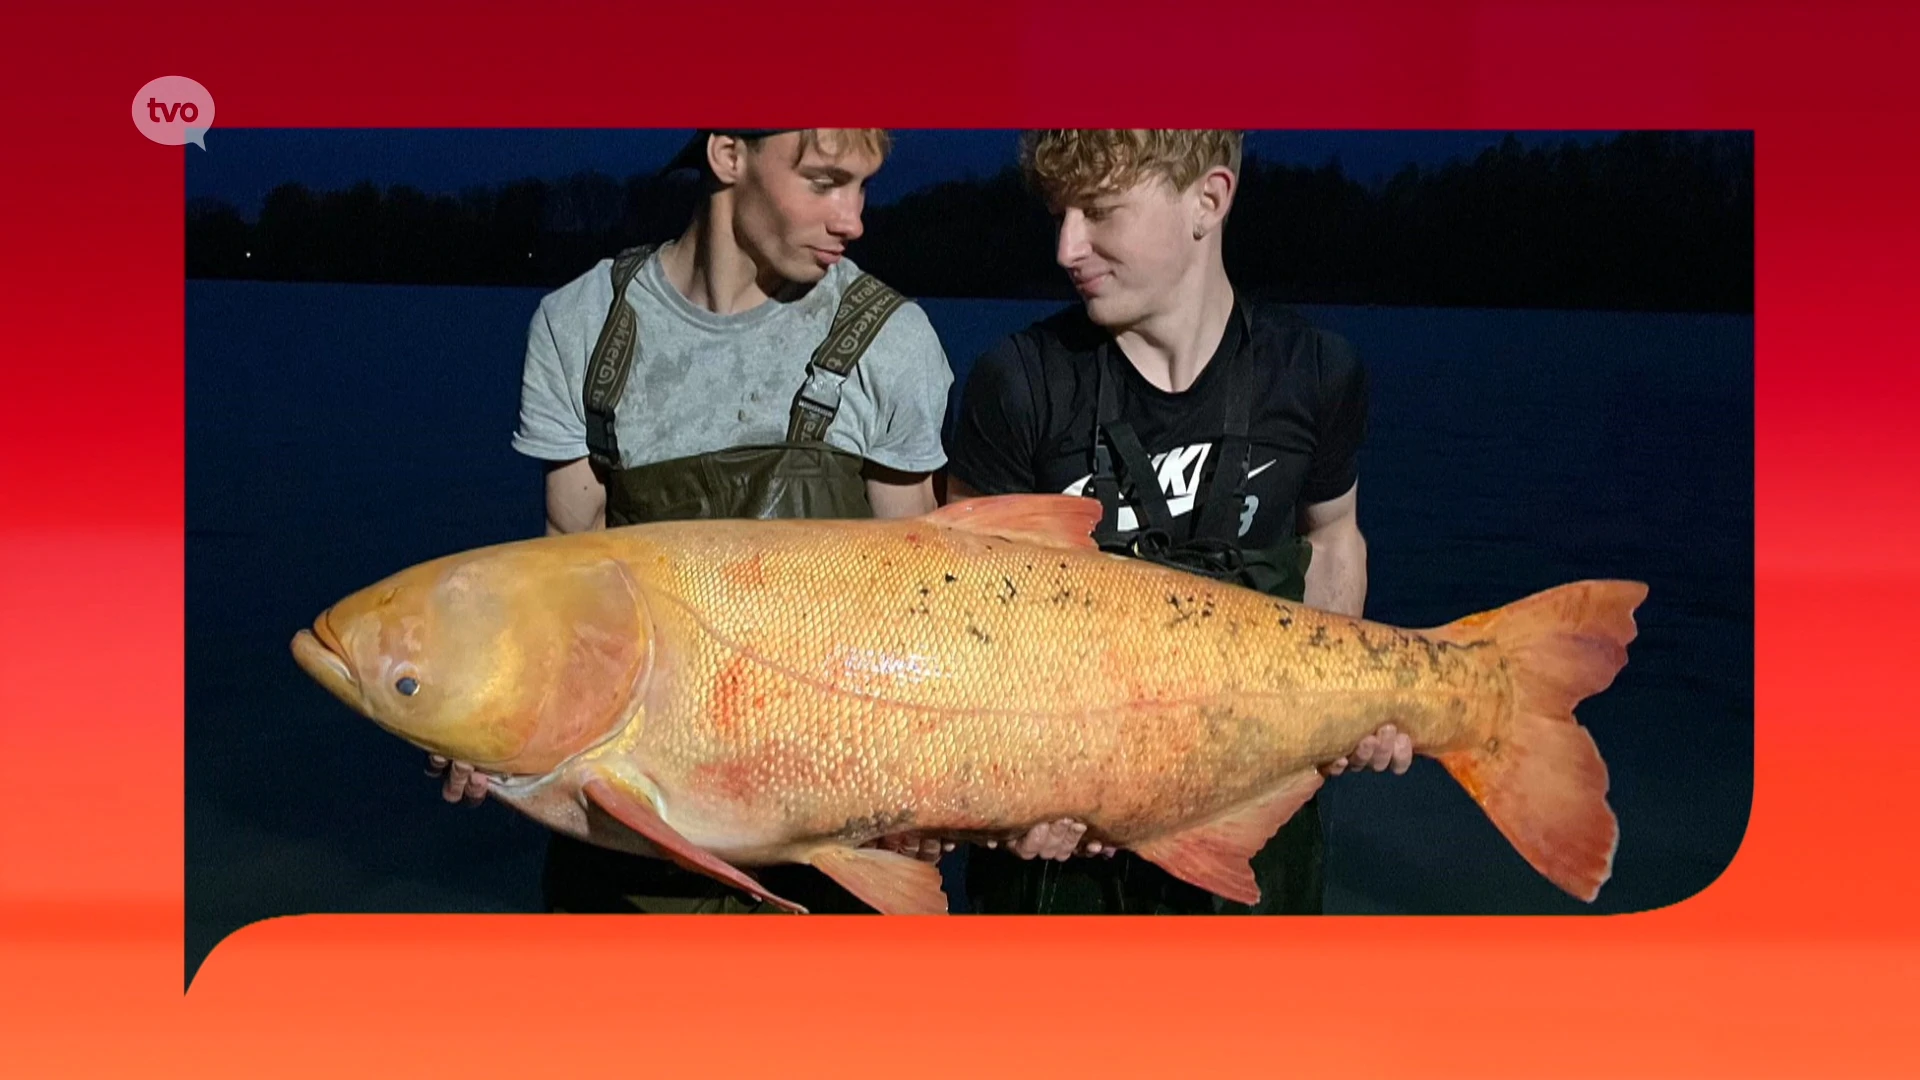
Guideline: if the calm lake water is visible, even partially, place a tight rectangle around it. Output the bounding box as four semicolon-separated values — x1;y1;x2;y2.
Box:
186;280;1752;977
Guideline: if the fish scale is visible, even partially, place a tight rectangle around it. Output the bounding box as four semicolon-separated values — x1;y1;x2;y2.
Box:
627;514;1500;848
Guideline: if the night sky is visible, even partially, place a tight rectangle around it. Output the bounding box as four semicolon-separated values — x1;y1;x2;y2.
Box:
186;129;1615;219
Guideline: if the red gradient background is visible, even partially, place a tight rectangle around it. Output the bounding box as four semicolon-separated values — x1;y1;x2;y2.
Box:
4;2;1914;1075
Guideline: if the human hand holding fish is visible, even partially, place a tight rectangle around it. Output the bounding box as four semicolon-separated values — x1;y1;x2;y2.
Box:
997;819;1099;861
425;753;490;805
1323;723;1413;776
872;833;954;863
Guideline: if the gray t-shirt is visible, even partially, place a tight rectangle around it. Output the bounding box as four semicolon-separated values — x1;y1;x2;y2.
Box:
512;248;952;473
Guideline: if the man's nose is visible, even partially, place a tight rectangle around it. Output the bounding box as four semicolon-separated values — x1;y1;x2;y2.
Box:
1056;210;1088;267
827;195;865;242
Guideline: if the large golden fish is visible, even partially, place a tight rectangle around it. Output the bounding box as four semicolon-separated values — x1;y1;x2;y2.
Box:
291;495;1646;914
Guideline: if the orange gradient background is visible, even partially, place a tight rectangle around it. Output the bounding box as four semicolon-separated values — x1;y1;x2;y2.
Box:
4;2;1915;1076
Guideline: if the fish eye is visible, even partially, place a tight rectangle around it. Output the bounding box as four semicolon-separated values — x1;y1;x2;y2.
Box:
395;676;420;697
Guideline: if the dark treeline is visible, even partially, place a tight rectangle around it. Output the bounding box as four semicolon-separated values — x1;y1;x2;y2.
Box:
187;131;1751;312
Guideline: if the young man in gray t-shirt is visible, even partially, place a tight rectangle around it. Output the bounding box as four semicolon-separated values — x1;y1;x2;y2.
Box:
511;230;950;483
428;130;958;898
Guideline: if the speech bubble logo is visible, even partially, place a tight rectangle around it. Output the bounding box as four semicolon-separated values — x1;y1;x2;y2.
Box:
132;76;215;149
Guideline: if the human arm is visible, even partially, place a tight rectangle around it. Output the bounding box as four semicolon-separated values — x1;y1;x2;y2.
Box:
1297;327;1368;617
838;302;951;521
864;461;938;519
1299;481;1366;617
544;456;607;535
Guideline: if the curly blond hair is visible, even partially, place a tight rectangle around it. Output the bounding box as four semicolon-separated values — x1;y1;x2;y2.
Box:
1020;129;1243;206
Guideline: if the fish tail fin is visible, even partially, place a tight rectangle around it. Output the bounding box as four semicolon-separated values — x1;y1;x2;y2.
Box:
1428;580;1649;902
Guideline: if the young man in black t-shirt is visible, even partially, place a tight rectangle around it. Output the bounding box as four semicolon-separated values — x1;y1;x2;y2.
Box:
947;129;1410;914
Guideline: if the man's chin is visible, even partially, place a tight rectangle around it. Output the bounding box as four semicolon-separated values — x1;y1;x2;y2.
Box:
782;260;830;287
1081;293;1132;329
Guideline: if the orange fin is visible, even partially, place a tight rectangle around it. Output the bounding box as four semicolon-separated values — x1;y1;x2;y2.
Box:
923;494;1101;550
581;775;808;914
1428;579;1648;902
1131;769;1324;905
807;846;951;915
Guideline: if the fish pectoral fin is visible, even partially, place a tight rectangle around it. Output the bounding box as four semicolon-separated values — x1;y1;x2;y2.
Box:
580;775;809;914
922;494;1102;550
1130;769;1325;906
807;846;951;915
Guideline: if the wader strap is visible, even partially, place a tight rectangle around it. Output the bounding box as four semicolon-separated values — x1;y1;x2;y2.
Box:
787;272;908;443
1089;441;1123;547
583;243;659;473
1089;299;1256;548
1091;351;1176;543
1190;302;1256;543
1088;356;1122;545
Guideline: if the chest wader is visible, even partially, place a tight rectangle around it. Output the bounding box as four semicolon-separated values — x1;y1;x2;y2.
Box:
965;303;1326;916
540;244;907;916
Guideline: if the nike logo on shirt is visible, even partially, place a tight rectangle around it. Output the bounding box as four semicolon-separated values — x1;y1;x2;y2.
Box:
1062;442;1277;535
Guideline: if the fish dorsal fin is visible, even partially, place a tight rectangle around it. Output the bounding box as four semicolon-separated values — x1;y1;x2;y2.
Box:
922;494;1102;551
1130;769;1325;905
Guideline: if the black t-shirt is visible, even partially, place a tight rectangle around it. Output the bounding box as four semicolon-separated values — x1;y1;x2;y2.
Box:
949;301;1367;549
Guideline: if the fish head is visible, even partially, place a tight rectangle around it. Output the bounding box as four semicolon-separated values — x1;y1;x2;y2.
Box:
291;545;650;775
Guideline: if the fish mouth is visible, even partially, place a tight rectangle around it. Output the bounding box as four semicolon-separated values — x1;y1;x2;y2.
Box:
291;610;361;706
